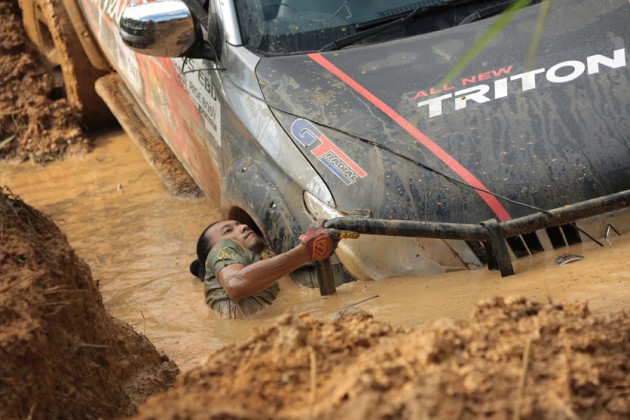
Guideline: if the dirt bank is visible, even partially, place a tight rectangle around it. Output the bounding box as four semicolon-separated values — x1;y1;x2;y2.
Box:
135;301;629;419
0;187;179;419
0;0;88;162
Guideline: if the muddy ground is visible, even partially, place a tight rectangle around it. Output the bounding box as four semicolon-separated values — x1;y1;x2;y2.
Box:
136;301;630;419
2;187;629;420
1;0;629;418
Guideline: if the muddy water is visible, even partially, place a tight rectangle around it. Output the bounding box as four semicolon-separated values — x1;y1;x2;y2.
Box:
2;129;629;372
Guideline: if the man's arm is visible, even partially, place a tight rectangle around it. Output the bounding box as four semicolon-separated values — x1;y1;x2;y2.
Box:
217;227;337;301
217;243;311;301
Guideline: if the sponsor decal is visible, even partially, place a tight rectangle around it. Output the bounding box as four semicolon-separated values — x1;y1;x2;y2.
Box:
417;48;627;118
290;119;367;185
89;0;157;24
85;0;127;25
174;58;222;149
117;42;143;96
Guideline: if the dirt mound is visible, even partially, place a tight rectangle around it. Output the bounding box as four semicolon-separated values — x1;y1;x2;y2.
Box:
0;187;179;419
0;0;89;162
135;300;629;419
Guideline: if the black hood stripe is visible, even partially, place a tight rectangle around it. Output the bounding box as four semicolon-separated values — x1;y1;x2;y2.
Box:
308;52;512;222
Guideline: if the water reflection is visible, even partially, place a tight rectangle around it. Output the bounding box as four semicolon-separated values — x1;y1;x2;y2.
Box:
1;129;628;372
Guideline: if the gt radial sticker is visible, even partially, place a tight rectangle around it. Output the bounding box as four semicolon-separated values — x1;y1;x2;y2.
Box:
291;118;367;185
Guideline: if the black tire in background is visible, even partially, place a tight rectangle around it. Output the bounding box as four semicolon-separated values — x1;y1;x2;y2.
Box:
20;0;114;129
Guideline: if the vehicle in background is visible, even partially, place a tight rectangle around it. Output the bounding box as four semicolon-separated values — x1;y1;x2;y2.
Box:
21;0;630;285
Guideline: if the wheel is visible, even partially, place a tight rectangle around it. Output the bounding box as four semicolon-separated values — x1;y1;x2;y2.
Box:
20;0;114;129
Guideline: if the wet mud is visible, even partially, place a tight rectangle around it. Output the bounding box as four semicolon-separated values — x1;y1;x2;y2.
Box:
135;301;630;419
3;130;629;370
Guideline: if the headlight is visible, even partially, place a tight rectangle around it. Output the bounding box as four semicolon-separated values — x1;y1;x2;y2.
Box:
303;190;345;221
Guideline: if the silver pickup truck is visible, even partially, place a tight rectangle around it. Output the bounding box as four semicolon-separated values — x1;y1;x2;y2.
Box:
21;0;630;287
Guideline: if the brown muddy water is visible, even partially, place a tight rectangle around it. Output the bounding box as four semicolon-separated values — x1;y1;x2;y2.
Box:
2;129;629;372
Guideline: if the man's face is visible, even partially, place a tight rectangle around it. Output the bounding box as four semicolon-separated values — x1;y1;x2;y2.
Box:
207;220;265;253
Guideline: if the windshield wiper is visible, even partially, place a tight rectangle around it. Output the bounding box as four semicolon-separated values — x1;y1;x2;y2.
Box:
319;0;485;52
458;0;517;25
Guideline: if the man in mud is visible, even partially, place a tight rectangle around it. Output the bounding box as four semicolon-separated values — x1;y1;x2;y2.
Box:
190;220;337;318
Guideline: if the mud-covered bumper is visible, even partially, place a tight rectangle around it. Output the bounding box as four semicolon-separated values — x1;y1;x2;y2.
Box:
324;189;630;278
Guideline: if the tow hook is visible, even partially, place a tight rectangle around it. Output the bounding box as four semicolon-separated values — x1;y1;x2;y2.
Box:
316;229;360;296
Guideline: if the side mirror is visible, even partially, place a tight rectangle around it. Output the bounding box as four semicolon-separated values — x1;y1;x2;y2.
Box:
119;1;198;57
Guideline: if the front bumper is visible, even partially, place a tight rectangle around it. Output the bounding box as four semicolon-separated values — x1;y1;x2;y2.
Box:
324;189;630;278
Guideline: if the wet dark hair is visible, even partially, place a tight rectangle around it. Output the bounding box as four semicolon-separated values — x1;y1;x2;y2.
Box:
189;221;220;281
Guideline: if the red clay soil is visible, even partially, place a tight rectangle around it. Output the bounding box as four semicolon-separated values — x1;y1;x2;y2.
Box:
0;0;89;163
135;301;629;419
0;187;179;419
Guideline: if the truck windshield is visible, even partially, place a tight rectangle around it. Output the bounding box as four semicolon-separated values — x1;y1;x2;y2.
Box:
235;0;506;55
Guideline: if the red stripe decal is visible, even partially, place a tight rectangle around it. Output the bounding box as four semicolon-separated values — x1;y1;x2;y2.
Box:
308;52;512;222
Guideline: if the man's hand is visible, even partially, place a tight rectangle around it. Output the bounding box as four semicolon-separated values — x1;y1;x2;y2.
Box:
299;227;336;261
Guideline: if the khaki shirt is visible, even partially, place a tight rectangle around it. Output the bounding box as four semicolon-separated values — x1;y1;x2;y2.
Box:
204;238;279;318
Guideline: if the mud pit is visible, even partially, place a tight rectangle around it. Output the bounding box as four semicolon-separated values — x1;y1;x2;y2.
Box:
1;0;630;418
2;184;629;419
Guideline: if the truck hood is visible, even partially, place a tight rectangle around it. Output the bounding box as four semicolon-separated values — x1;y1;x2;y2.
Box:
256;0;630;224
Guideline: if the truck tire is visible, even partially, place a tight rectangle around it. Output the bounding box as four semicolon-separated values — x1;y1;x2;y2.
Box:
20;0;113;129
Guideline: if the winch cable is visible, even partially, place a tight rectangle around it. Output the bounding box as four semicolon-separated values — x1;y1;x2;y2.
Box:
195;68;604;245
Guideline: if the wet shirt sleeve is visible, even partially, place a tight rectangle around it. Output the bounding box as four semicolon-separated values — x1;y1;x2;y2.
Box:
207;238;252;276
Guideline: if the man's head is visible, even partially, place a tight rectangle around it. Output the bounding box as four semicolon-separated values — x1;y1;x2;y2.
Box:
191;220;265;280
203;220;265;254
